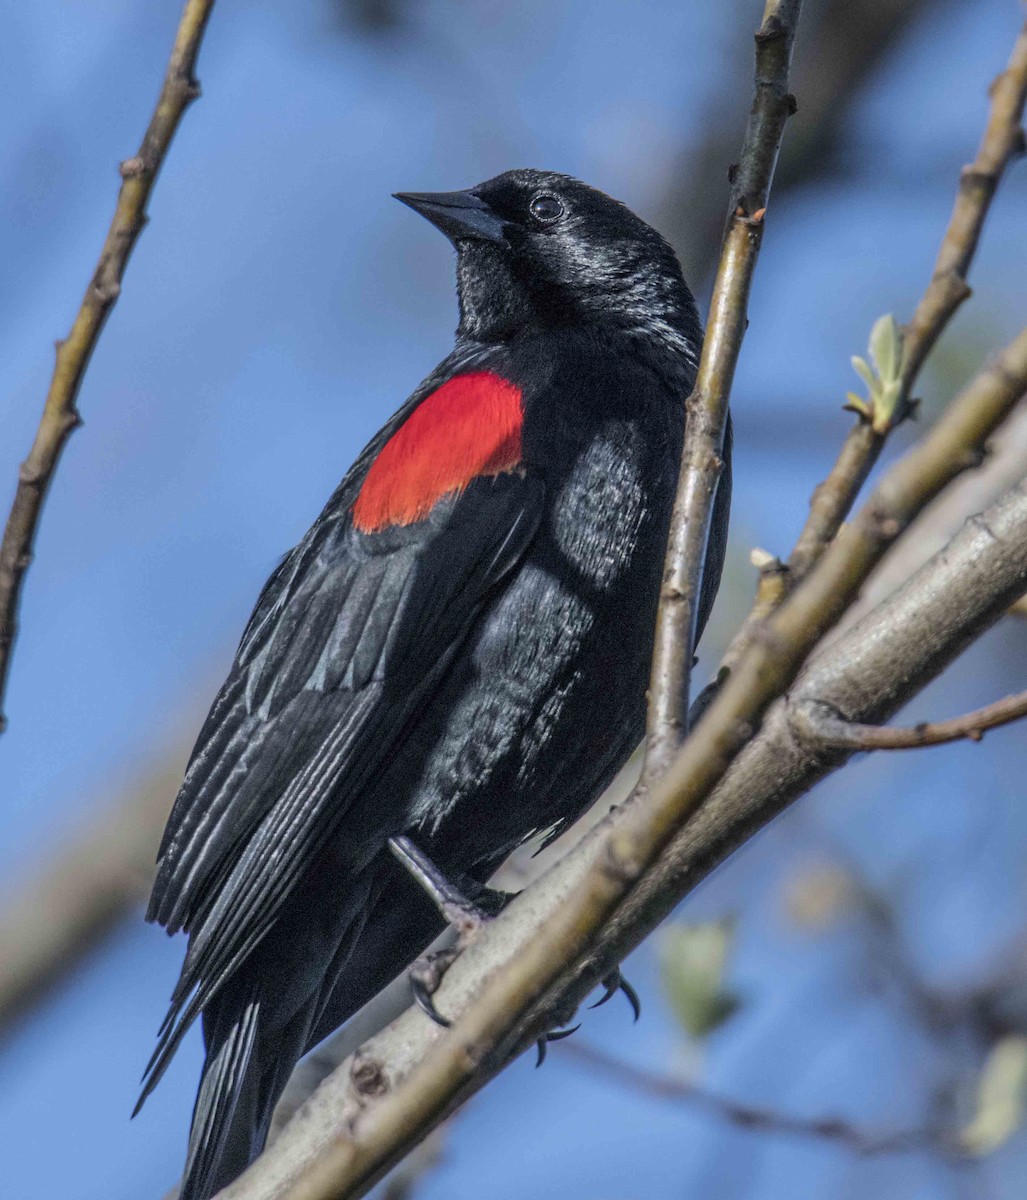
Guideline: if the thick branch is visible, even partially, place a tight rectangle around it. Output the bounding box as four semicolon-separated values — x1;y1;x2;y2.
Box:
221;476;1027;1200
643;0;802;782
791;690;1027;751
0;0;217;734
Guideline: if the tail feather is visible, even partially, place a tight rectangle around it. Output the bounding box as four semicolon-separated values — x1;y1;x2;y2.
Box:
179;998;260;1200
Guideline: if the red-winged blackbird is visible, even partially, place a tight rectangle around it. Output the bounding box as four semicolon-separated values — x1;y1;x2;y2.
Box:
140;169;731;1199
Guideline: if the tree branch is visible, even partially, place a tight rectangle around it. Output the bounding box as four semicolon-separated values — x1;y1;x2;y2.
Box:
559;1040;956;1158
642;0;802;783
721;20;1027;671
790;689;1027;751
0;0;217;735
220;473;1027;1200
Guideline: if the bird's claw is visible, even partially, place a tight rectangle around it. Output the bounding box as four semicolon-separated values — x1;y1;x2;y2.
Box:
535;1023;581;1067
409;947;460;1027
588;969;641;1022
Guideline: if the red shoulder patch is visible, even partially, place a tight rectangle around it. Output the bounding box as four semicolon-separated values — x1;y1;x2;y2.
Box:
352;371;523;533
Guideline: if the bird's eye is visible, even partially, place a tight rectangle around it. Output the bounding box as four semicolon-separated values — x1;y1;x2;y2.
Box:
528;193;564;225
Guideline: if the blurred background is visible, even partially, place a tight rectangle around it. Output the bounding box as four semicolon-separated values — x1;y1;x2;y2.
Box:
2;1;1027;1197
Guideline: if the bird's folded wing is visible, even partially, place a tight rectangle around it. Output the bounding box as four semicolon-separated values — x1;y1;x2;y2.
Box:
139;470;543;1104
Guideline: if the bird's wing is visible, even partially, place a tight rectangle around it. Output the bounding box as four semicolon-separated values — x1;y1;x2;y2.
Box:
140;449;544;1103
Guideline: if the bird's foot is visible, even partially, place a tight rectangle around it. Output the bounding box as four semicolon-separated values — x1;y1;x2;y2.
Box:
389;838;641;1051
389;835;512;1027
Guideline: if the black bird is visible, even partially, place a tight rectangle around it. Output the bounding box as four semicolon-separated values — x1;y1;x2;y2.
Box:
140;169;731;1199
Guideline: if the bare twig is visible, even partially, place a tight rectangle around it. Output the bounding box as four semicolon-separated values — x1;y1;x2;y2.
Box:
803;18;1027;557
721;21;1027;670
221;476;1027;1200
0;0;217;734
642;0;802;784
559;1040;955;1157
791;689;1027;751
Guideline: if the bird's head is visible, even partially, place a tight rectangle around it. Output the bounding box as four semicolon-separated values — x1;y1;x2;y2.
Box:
396;168;700;361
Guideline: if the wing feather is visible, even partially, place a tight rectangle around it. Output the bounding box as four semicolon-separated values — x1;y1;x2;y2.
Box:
141;470;544;1104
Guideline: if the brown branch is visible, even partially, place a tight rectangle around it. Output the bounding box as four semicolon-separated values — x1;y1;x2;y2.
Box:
790;18;1027;559
791;689;1027;751
642;0;802;784
559;1040;955;1158
221;474;1027;1200
0;0;217;735
721;21;1027;672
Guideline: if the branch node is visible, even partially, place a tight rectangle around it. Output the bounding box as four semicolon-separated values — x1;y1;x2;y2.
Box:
350;1053;389;1098
754;15;786;44
92;279;122;304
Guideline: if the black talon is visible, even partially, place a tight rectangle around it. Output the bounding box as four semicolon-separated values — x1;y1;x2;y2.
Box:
618;976;641;1022
588;975;619;1010
546;1023;581;1042
408;944;459;1028
534;1022;581;1067
388;838;521;1030
410;976;451;1028
589;970;641;1022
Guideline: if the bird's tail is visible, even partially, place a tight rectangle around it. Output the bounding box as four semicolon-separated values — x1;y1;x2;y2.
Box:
178;994;262;1200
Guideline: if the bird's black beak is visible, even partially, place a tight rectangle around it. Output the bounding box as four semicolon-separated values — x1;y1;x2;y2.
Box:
394;189;508;246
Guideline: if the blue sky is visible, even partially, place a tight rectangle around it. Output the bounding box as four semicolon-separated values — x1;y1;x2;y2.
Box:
2;3;1026;1198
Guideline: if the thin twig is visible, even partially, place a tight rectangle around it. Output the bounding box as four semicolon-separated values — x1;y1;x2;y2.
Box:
791;689;1027;751
0;0;217;734
642;0;802;785
559;1040;954;1158
721;22;1027;672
